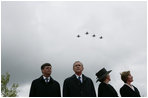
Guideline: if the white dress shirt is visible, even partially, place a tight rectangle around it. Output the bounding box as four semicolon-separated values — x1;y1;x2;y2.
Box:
43;76;50;83
75;74;83;83
125;83;135;91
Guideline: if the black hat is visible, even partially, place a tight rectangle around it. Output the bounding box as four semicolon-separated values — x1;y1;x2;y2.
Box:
96;68;112;82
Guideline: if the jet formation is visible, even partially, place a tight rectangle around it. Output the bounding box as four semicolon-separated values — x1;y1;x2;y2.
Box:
77;32;103;39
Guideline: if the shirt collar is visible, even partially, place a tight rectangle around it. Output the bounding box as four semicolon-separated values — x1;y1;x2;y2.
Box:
75;74;82;79
75;74;83;83
75;74;82;78
125;83;133;87
43;76;50;80
125;83;135;91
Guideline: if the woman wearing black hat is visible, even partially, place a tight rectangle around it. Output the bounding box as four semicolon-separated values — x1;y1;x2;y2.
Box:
96;68;118;97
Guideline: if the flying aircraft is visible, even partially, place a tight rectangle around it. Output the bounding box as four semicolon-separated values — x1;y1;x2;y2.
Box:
77;35;80;38
100;36;103;39
85;32;89;35
92;34;96;37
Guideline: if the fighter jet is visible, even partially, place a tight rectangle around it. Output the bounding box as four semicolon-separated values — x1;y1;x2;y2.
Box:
100;36;103;39
92;34;96;37
77;35;80;38
85;32;89;35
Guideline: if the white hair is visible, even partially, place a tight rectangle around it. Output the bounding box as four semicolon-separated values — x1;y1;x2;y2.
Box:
73;61;83;66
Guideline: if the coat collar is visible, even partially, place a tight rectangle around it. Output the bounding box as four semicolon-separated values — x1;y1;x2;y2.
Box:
71;74;87;83
125;83;135;91
124;84;138;93
39;75;54;84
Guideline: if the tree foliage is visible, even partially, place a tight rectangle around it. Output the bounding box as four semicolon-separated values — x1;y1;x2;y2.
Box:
1;72;19;97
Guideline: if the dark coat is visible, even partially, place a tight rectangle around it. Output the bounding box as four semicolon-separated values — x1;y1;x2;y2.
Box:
29;76;61;97
63;74;96;97
98;82;118;97
120;84;141;97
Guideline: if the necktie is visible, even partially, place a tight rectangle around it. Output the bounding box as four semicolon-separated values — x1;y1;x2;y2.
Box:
45;77;48;83
78;76;81;83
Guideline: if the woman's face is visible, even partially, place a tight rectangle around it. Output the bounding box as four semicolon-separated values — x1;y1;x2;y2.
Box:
127;73;133;83
106;74;111;81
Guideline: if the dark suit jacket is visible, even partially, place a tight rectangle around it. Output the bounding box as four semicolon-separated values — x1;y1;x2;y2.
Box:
98;82;118;97
63;74;96;97
29;76;61;97
120;84;140;97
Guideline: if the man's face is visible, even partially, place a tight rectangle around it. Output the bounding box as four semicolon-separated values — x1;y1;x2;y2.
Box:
127;74;133;82
73;62;84;74
42;66;52;76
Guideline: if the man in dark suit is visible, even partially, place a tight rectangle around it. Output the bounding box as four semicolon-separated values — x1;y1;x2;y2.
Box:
120;71;140;97
63;61;96;97
29;63;61;97
96;68;118;97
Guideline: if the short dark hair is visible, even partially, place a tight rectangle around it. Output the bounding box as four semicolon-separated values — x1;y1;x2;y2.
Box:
41;63;51;70
120;71;130;83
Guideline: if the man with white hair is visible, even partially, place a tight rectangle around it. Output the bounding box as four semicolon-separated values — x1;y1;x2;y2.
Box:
63;61;96;97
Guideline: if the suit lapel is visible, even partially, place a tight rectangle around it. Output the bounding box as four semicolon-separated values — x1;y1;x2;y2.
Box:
124;84;137;93
39;75;53;85
72;74;85;85
72;74;80;83
133;86;139;94
82;74;87;84
124;84;140;96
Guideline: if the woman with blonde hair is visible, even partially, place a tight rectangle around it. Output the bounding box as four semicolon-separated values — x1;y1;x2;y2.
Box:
120;71;140;97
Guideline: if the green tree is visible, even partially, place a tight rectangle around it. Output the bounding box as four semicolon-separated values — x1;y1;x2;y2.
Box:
1;72;19;97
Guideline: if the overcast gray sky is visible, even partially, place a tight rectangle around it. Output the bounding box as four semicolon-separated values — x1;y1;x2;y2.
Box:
1;1;147;97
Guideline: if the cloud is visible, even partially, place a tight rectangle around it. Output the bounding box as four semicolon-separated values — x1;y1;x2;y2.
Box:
1;1;147;96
